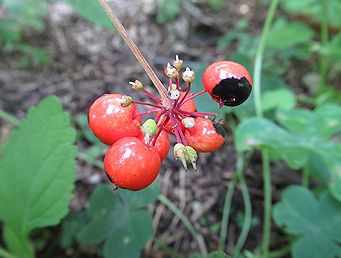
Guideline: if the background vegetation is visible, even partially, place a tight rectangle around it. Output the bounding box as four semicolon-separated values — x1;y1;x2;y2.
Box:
0;0;340;257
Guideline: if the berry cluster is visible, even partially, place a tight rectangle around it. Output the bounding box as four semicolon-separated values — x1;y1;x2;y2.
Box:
88;57;252;191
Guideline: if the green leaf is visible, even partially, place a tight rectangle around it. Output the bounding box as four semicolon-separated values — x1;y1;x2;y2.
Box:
235;118;308;169
281;0;341;27
276;104;341;139
65;0;114;29
262;88;296;112
77;184;160;258
0;96;77;256
273;186;341;258
236;104;341;200
267;19;314;49
60;212;87;248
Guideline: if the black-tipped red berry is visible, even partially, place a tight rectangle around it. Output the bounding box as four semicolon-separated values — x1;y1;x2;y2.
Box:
202;61;252;106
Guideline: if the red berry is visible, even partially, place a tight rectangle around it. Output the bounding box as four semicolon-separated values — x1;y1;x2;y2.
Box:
104;137;161;191
202;61;252;106
88;94;141;145
138;130;170;161
184;117;225;152
162;91;197;134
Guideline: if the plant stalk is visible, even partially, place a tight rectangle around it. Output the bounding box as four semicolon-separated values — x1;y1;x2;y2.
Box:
0;109;20;126
158;194;208;256
253;0;279;257
233;154;252;256
261;150;271;257
319;0;329;92
218;174;237;250
97;0;169;102
253;0;279;118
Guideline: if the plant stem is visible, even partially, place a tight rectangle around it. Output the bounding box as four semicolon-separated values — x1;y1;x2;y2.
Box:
218;174;237;250
0;247;17;258
153;237;185;258
158;194;208;256
268;245;291;258
77;152;104;169
0;109;20;126
97;0;169;102
319;0;329;92
261;150;271;258
302;165;309;187
253;1;279;257
253;0;279;118
233;154;252;256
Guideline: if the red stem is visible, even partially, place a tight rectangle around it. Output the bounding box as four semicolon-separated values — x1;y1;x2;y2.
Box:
133;108;160;118
179;89;207;107
142;89;161;104
169;115;182;143
133;101;163;109
177;82;191;107
150;116;169;146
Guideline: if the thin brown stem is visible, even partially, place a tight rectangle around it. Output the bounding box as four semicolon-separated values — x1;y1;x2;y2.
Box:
97;0;168;102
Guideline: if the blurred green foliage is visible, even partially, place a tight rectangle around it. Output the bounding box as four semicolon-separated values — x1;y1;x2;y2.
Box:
0;0;51;65
274;186;341;258
61;183;160;258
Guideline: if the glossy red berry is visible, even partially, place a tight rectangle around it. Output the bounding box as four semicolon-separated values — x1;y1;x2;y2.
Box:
104;137;161;191
88;94;141;145
184;117;225;153
138;130;170;161
202;61;252;106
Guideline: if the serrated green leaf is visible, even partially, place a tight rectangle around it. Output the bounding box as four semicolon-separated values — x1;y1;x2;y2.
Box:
77;184;158;258
273;186;341;258
0;96;77;256
65;0;114;29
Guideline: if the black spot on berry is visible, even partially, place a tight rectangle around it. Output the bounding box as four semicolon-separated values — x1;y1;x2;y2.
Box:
213;122;226;138
212;77;252;106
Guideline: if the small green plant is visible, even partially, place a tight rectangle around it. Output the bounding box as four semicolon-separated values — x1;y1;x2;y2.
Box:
236;104;341;201
74;183;160;258
0;96;77;258
0;0;51;65
274;186;341;258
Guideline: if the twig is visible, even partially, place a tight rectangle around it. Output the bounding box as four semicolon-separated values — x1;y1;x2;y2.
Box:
96;0;169;102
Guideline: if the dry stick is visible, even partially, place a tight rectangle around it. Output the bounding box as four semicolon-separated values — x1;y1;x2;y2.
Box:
97;0;169;102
